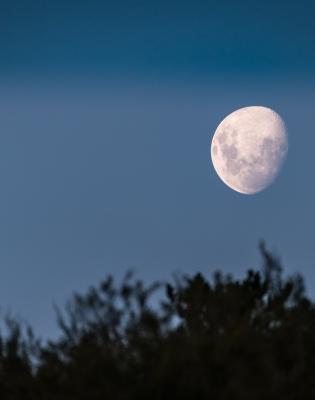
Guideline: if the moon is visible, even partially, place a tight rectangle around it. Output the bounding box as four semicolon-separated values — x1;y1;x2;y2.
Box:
210;106;288;194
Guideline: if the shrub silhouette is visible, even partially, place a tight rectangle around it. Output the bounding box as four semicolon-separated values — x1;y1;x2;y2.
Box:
0;243;315;399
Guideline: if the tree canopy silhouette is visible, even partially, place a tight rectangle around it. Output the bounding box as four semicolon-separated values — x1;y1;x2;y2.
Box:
0;243;315;399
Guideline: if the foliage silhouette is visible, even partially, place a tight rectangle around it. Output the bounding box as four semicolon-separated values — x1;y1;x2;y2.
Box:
0;243;315;399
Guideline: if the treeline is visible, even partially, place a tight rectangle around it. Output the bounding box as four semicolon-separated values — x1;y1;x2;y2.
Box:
0;243;315;399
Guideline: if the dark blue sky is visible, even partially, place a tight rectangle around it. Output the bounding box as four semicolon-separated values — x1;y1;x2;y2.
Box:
0;0;314;338
1;0;315;78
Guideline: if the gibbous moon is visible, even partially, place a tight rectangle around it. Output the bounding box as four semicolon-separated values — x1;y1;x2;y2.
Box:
211;106;288;194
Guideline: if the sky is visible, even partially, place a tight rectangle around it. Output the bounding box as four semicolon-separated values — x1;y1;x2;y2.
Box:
0;0;314;338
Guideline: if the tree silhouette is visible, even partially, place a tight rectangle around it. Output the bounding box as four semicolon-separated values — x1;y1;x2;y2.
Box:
0;243;315;399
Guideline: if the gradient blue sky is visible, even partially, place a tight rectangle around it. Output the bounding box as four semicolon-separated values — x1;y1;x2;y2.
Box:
0;0;314;338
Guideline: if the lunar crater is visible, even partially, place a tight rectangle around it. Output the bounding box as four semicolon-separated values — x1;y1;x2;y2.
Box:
222;143;238;160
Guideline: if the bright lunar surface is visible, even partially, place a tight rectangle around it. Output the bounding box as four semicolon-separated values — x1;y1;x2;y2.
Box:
211;106;288;194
